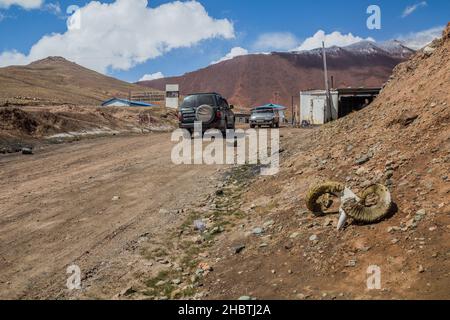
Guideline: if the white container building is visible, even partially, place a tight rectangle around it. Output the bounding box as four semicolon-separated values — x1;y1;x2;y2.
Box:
299;88;381;125
300;90;339;125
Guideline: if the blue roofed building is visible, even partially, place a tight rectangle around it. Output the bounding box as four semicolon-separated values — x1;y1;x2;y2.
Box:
101;98;155;107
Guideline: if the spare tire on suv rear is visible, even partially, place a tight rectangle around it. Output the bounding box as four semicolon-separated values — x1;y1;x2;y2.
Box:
196;104;215;124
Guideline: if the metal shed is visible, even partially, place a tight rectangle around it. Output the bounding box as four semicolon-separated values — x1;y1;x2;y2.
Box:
299;88;380;125
336;88;381;118
299;90;339;125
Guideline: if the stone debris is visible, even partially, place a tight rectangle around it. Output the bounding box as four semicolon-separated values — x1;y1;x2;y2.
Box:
21;147;33;155
232;244;246;254
252;227;264;235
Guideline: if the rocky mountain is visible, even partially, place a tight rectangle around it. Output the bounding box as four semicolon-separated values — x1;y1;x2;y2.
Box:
0;57;153;106
138;41;414;108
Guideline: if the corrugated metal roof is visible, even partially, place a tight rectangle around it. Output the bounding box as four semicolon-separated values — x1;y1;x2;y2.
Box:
101;98;155;107
300;90;338;95
336;87;381;95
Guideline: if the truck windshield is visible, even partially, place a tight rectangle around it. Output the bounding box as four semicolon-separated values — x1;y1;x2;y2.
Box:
253;108;274;114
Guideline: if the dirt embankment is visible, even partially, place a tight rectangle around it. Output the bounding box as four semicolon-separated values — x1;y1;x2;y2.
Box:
0;105;177;153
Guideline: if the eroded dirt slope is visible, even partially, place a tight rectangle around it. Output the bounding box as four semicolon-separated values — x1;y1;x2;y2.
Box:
0;105;177;153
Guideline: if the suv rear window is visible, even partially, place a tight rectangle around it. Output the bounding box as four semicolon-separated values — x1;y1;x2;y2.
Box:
180;95;196;108
180;95;216;108
197;95;216;106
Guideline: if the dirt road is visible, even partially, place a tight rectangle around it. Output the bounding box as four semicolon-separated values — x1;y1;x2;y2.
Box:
0;133;223;299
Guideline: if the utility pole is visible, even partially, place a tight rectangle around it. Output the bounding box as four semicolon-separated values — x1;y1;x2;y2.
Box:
322;41;332;122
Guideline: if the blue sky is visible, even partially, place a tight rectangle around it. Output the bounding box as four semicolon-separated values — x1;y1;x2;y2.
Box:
0;0;448;82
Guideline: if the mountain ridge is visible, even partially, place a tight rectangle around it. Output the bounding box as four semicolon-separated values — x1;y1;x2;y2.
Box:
137;40;414;108
0;56;155;106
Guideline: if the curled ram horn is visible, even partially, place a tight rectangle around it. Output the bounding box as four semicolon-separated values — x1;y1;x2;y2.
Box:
305;181;345;216
342;184;392;224
306;182;393;229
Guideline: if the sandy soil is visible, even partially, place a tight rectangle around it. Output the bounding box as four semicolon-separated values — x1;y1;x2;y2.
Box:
0;133;223;299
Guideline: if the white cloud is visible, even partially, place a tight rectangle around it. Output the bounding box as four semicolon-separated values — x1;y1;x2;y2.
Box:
253;32;299;51
402;1;427;18
211;47;248;64
0;50;28;66
0;0;43;9
396;26;443;49
43;2;61;15
292;30;375;51
139;72;164;81
0;0;235;73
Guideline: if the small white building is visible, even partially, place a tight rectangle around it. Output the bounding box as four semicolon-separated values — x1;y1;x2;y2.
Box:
300;88;381;125
300;90;339;125
165;84;179;109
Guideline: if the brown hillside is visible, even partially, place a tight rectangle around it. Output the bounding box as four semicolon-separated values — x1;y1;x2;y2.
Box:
139;43;412;108
0;57;154;106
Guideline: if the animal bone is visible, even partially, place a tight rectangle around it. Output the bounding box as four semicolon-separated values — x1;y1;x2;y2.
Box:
337;187;360;230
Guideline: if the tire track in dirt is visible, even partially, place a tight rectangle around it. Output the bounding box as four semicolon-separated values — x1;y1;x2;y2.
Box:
0;133;223;299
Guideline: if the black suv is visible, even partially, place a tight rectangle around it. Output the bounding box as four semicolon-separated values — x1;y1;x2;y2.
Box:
178;93;235;135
